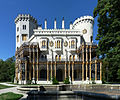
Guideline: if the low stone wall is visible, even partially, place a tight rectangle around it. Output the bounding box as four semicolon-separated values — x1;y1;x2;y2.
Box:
18;84;120;94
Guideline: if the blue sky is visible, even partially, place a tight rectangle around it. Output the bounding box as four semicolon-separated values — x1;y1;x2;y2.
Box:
0;0;98;60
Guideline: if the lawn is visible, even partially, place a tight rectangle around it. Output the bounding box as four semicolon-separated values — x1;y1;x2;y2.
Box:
0;84;14;89
0;92;23;100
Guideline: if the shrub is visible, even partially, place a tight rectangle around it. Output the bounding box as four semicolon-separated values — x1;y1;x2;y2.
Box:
64;77;70;84
52;77;59;85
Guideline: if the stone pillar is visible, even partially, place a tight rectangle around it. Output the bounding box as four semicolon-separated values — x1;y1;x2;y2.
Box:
100;62;102;81
89;46;92;81
72;62;74;81
16;66;18;81
82;63;84;81
95;59;97;81
37;46;39;81
65;62;67;79
25;60;27;81
82;45;84;81
33;46;35;82
54;62;56;78
47;62;49;81
29;45;31;80
15;61;18;81
20;61;22;81
51;62;52;79
68;61;70;77
86;46;88;80
89;62;92;81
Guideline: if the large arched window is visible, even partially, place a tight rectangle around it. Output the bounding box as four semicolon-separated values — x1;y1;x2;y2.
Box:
69;55;72;61
90;36;93;43
55;55;58;61
59;55;61;61
73;55;75;61
57;40;60;48
55;41;56;48
71;40;75;48
42;40;46;48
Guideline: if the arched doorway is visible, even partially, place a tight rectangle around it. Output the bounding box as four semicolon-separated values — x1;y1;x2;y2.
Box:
40;69;47;80
56;69;63;81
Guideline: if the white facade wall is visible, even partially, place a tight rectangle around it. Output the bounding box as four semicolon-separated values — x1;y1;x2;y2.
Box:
15;14;94;61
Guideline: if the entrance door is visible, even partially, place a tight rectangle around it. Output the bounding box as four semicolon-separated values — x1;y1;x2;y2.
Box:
56;69;63;81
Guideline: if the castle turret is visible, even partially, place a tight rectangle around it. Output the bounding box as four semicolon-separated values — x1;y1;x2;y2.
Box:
15;14;38;49
72;16;94;43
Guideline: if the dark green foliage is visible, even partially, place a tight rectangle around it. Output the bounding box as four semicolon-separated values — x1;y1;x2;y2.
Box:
0;92;23;100
63;77;70;84
52;77;59;85
94;0;120;82
0;56;15;82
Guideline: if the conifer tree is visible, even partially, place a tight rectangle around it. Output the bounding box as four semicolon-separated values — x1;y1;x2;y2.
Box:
94;0;120;82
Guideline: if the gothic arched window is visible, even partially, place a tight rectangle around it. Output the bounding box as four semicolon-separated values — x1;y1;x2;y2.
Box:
73;55;75;61
56;55;58;61
42;40;46;48
57;40;60;48
59;55;61;61
71;40;75;48
69;55;72;61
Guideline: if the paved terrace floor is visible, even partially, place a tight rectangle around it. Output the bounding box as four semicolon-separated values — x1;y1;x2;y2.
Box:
0;82;27;100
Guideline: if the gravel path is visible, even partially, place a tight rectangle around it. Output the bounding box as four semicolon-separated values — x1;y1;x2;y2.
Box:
0;82;28;100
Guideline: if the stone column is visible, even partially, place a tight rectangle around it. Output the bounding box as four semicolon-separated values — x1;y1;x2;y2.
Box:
54;62;56;78
89;46;92;81
51;62;52;79
37;46;39;81
82;45;84;81
86;46;88;80
72;62;74;81
15;58;17;81
47;62;49;81
100;62;102;81
65;62;67;79
29;45;31;80
25;60;27;81
82;63;84;81
16;66;18;81
95;59;97;81
89;63;92;81
33;46;35;81
68;61;70;77
20;61;22;81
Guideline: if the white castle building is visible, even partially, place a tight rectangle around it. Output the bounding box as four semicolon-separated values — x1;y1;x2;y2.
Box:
15;14;102;84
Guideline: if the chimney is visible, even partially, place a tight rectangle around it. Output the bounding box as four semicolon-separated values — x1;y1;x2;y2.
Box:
62;17;64;29
45;19;47;29
70;22;73;29
38;24;42;30
54;18;57;29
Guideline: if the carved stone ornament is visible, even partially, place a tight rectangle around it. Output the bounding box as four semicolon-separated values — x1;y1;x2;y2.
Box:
82;29;87;34
50;41;54;47
64;41;68;47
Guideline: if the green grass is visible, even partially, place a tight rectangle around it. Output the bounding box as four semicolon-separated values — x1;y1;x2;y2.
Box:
0;84;14;89
0;92;23;100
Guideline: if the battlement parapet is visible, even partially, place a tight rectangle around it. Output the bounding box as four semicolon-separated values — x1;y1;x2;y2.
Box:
15;14;37;24
72;16;94;28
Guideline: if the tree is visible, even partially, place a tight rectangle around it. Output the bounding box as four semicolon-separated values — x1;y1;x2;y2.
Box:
93;0;120;82
0;56;15;82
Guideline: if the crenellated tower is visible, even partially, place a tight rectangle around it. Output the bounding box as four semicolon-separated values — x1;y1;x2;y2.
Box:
15;14;38;49
72;16;94;43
